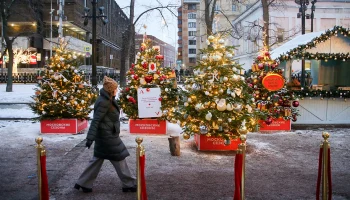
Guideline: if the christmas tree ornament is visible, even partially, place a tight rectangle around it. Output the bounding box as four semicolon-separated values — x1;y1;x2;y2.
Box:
183;133;190;140
216;99;227;111
205;112;212;121
226;103;234;111
292;100;299;107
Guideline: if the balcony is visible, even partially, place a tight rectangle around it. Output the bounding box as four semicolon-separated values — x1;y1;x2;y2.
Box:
184;0;200;3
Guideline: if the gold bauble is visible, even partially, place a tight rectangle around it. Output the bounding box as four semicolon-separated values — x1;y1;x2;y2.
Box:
210;102;216;108
253;79;258;83
183;133;190;140
255;90;260;94
218;89;224;94
190;95;197;102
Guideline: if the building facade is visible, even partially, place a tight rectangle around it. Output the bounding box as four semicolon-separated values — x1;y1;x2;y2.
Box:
231;0;350;70
135;34;176;68
1;0;129;73
177;0;256;71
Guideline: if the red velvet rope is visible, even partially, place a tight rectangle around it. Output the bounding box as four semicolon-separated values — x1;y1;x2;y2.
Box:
140;155;148;200
234;154;242;200
327;148;332;200
40;155;49;200
316;147;323;200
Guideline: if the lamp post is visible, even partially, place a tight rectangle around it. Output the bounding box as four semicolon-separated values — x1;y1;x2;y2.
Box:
311;0;317;32
295;0;310;87
83;0;108;89
49;0;55;58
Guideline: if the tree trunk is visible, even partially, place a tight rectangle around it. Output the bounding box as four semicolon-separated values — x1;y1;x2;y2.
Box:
261;0;269;50
204;0;217;36
168;136;180;156
6;44;13;92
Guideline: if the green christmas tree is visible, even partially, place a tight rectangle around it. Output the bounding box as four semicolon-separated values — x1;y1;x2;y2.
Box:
248;49;299;124
175;35;264;140
31;41;97;120
118;36;178;121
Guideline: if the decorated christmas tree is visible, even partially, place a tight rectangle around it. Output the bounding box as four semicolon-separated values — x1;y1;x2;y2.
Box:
248;49;299;124
175;35;264;140
31;40;97;120
118;35;178;121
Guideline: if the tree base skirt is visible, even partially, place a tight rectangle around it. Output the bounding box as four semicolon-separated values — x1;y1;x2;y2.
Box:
194;134;240;151
129;119;167;134
259;118;291;131
40;119;88;134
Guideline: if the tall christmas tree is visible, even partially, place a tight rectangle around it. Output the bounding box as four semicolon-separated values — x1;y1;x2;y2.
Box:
175;35;264;140
31;40;97;120
118;35;178;121
248;49;299;124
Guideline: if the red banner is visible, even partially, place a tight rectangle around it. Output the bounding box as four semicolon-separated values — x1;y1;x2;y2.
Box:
40;155;49;200
40;119;88;134
259;118;291;131
30;55;37;64
140;155;148;200
262;73;284;91
194;135;240;151
129;119;166;134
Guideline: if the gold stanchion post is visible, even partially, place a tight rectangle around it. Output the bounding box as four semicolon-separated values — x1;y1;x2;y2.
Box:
35;137;44;200
322;132;330;200
239;135;247;200
136;137;144;200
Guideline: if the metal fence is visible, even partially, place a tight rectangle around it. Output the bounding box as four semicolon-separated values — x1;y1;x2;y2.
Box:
0;73;120;84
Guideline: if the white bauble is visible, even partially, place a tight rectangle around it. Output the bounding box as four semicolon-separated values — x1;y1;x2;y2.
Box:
63;79;68;82
195;103;203;111
54;75;59;80
74;69;78;73
165;88;169;92
74;101;78;105
246;105;253;113
63;96;67;100
208;35;215;41
223;77;228;82
205;112;212;121
202;55;208;60
241;76;245;81
234;104;243;112
232;67;237;72
227;89;231;95
187;98;192;103
218;39;225;44
231;92;236;98
49;70;54;73
42;111;46;114
81;100;85;104
228;118;232;122
205;91;210;96
226;103;234;111
208;66;212;70
137;52;141;56
235;88;242;96
184;102;189;107
226;53;233;59
232;74;239;81
216;99;226;111
72;55;77;59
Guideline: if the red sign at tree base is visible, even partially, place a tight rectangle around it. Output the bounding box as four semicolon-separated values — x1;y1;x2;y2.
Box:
259;118;291;131
40;119;88;134
194;134;240;151
129;119;167;134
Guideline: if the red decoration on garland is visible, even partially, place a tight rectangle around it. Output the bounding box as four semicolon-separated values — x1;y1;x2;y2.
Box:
125;87;130;92
128;96;136;104
156;70;161;75
133;75;139;80
144;75;153;83
158;97;162;101
292;101;299;107
265;117;273;125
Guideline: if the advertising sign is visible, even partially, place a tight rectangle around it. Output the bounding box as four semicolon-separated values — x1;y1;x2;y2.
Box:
40;119;88;134
262;73;284;91
194;134;240;151
129;119;167;134
137;87;162;118
259;118;291;131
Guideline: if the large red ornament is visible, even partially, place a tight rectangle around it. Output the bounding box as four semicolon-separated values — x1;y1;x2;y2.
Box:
142;62;148;69
155;55;164;60
292;101;299;107
159;75;167;81
144;75;153;83
128;96;136;104
125;87;130;92
258;63;264;70
131;63;135;68
133;75;139;80
158;97;163;101
140;46;145;51
265;52;270;56
257;55;263;60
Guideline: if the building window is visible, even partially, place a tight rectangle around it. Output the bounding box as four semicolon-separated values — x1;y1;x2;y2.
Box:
178;11;182;16
188;13;196;19
178;19;182;25
188;31;196;36
178;36;182;40
214;4;220;11
232;4;236;11
277;28;284;43
188;4;196;10
189;49;196;54
189;58;196;63
188;22;196;28
179;28;182;32
189;40;196;45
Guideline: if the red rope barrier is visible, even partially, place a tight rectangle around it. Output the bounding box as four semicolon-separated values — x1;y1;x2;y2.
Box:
140;155;148;200
234;154;242;200
327;148;332;200
40;155;49;200
316;147;323;200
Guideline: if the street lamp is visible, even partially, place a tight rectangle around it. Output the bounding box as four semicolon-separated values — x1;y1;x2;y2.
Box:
295;0;309;87
82;0;108;89
311;0;317;32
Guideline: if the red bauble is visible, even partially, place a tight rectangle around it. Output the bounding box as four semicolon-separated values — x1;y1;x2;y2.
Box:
292;116;297;122
155;55;164;60
140;46;145;51
156;70;161;75
265;52;270;56
159;75;167;81
257;55;263;60
292;101;299;107
278;98;284;105
125;87;130;92
258;63;264;69
271;64;277;69
265;117;273;125
130;70;135;75
128;96;136;104
142;62;148;69
144;75;153;83
158;97;163;101
131;63;135;68
133;75;139;80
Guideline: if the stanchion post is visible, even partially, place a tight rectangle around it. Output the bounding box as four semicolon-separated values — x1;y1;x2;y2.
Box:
322;132;330;200
136;137;144;200
239;135;247;200
35;137;44;200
